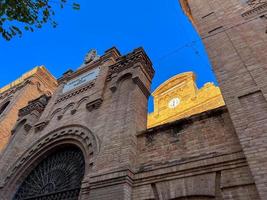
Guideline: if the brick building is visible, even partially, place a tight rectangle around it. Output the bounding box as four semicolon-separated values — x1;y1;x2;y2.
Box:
147;71;225;128
180;0;267;199
0;1;266;199
0;66;57;152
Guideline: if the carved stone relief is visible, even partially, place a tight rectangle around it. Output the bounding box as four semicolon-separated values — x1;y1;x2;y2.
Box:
4;125;99;186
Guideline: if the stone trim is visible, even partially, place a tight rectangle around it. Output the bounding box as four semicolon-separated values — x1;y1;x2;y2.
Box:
89;169;134;189
134;151;246;184
138;106;227;137
55;81;95;104
0;80;29;99
58;48;120;85
242;2;267;19
86;98;103;112
3;125;100;189
18;95;50;117
106;47;154;82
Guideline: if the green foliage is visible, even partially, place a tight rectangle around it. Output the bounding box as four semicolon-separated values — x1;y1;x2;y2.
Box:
0;0;80;41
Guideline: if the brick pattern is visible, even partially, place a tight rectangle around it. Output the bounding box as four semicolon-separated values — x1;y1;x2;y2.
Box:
0;46;262;199
133;107;259;200
181;0;267;199
0;70;57;152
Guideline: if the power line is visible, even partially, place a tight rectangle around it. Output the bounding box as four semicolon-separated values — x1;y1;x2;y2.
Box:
154;13;261;65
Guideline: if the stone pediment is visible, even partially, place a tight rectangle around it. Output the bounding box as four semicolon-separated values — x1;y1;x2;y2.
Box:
152;72;195;97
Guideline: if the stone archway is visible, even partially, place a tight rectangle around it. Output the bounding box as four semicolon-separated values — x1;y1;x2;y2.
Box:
2;125;99;199
13;146;85;199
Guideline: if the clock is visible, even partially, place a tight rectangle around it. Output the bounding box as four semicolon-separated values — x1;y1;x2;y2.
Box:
168;98;180;109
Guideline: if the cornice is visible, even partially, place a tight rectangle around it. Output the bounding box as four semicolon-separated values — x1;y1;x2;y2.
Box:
242;2;267;19
58;47;121;85
106;47;154;82
139;106;227;137
18;95;50;118
0;80;30;100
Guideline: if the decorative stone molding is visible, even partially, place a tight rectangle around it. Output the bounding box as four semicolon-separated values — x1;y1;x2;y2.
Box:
89;169;134;190
132;76;150;98
242;1;267;19
106;48;154;82
57;114;63;120
24;124;32;132
71;109;77;115
246;0;266;8
109;68;152;99
86;99;103;112
34;121;49;132
18;95;50;118
4;125;99;185
57;69;74;85
80;180;91;196
55;81;95;104
139;106;227;141
0;80;29;99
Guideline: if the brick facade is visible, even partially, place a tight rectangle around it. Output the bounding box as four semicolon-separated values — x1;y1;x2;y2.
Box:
180;0;267;199
0;66;57;152
0;38;264;200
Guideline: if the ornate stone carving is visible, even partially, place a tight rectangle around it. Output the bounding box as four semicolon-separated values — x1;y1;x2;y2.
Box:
13;148;85;199
5;125;99;185
0;80;29;100
84;49;100;64
55;81;95;104
24;124;32;132
57;114;63;120
71;109;77;115
34;121;49;132
106;48;154;82
242;0;267;19
247;0;266;8
86;98;103;112
78;49;100;70
18;95;50;118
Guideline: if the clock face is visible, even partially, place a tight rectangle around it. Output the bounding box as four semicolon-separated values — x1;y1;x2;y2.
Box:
168;98;180;109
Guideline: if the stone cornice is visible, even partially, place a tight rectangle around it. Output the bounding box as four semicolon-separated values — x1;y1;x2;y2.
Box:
138;106;227;137
58;47;121;85
18;95;50;118
134;151;246;185
55;81;95;104
0;80;29;100
242;2;267;19
106;47;154;82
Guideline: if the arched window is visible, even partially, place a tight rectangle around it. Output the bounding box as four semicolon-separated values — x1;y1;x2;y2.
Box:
0;101;10;116
13;147;85;200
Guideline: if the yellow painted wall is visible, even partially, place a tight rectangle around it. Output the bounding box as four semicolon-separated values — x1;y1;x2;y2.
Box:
147;72;225;128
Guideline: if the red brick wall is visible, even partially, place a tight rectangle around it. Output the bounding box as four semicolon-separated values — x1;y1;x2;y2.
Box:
182;0;267;198
134;108;259;199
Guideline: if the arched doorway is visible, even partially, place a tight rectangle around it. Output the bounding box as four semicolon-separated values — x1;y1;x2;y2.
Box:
13;146;85;200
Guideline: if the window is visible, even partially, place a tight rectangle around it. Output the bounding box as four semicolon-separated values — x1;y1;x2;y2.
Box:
13;147;85;199
0;101;10;116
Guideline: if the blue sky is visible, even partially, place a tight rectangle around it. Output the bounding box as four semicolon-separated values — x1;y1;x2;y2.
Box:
0;0;216;112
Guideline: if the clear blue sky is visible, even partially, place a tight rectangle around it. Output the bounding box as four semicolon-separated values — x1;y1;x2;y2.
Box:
0;0;216;112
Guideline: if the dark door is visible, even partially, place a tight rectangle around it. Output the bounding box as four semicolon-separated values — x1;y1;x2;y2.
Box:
13;147;85;200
